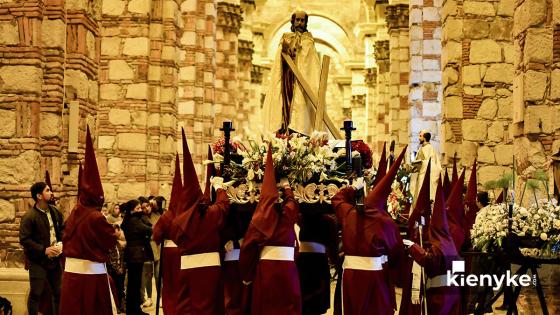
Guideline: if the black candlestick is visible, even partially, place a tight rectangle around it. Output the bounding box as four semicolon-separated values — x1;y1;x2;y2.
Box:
220;120;235;166
341;120;356;174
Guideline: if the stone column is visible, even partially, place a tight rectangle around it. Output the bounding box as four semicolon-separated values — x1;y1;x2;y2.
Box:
215;1;243;132
176;0;217;177
409;0;443;154
364;67;378;146
386;4;410;151
98;0;154;200
513;0;558;201
236;39;254;136
441;0;514;185
374;40;391;152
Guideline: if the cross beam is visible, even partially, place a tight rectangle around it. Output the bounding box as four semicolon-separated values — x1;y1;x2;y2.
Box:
281;53;342;139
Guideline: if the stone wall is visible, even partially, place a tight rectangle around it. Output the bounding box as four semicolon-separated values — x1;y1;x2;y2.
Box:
0;0;102;266
441;0;514;186
386;4;410;152
374;40;391;152
409;0;443;154
97;0;177;202
512;0;559;202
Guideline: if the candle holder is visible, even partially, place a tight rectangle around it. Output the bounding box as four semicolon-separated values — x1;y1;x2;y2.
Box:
341;120;356;174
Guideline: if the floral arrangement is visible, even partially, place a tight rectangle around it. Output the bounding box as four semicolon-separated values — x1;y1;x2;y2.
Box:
387;180;411;221
351;140;373;169
211;137;244;155
207;131;349;188
471;199;560;258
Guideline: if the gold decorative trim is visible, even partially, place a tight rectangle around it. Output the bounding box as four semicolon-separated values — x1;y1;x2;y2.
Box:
225;182;343;204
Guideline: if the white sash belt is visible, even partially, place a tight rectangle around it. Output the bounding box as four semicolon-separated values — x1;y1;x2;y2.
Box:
260;246;294;261
224;249;240;261
164;239;177;248
64;257;117;315
299;241;326;254
65;257;107;274
426;274;448;289
343;255;387;271
180;252;221;269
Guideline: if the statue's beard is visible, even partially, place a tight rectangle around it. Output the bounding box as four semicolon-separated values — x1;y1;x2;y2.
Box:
295;25;306;33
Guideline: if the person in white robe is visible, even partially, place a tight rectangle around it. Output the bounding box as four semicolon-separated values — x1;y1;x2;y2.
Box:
410;130;442;201
262;11;321;136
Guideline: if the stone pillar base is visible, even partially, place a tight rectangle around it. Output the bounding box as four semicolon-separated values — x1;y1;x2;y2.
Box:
0;267;29;315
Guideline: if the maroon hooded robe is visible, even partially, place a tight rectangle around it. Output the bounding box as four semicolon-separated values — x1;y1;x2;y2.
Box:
408;180;461;315
59;127;118;315
446;170;466;251
152;152;183;315
170;129;230;315
331;147;407;315
239;144;301;315
399;160;432;315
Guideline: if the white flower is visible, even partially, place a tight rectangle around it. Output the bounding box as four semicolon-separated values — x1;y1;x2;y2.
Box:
540;233;548;241
247;169;255;181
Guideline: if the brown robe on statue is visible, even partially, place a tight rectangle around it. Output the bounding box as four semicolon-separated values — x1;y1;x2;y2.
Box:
331;146;407;315
59;127;118;315
239;144;301;315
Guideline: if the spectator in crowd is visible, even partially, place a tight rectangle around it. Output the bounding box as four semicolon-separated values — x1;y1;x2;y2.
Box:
108;222;127;313
107;203;123;225
122;199;153;315
19;182;64;315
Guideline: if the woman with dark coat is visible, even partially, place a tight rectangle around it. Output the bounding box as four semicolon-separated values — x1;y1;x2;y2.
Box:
121;199;153;315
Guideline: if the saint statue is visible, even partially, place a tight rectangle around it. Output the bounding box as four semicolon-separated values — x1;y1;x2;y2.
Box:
262;11;321;136
410;130;442;201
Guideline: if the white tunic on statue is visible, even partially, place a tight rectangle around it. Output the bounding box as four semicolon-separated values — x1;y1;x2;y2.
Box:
410;142;442;201
262;31;321;136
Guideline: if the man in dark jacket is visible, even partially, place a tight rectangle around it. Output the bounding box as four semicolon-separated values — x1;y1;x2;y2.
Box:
19;182;64;315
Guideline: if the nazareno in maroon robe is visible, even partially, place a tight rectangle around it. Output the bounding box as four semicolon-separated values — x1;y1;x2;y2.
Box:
59;126;118;315
170;128;230;315
331;146;407;315
399;160;432;315
152;152;183;315
239;144;301;315
408;180;461;315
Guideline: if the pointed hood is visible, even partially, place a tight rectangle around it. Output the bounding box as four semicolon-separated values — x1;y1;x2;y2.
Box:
372;143;387;187
181;128;203;208
174;128;205;239
45;170;52;190
496;191;504;203
446;168;466;250
65;127;105;240
443;168;452;199
451;156;458;187
204;145;216;201
464;159;479;245
77;162;83;200
429;179;458;257
168;153;183;216
250;144;280;240
79;126;104;208
365;146;407;212
408;159;432;240
45;170;56;205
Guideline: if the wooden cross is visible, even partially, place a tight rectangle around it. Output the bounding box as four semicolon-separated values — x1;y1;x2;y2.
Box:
281;53;342;139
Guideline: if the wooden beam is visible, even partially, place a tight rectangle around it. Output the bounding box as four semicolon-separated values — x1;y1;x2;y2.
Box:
281;53;342;139
314;55;330;132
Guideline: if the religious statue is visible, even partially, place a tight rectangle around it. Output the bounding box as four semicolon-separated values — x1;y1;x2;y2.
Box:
262;11;321;136
410;130;442;200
